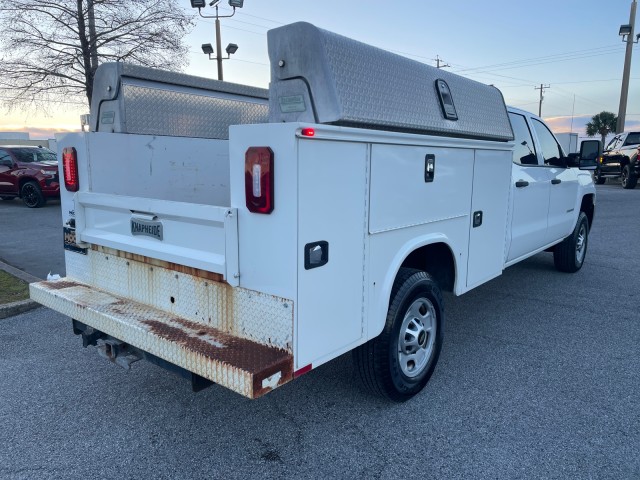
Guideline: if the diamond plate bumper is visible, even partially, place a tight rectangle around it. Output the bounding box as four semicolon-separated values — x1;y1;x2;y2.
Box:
30;280;293;399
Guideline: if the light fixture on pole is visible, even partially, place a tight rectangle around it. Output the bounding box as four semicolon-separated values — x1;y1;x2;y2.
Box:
201;43;214;59
616;0;638;133
191;0;245;81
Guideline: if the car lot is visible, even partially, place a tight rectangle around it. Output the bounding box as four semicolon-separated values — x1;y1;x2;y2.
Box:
0;197;65;279
1;184;639;479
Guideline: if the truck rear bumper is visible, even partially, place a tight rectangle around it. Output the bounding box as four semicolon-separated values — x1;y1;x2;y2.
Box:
30;279;293;398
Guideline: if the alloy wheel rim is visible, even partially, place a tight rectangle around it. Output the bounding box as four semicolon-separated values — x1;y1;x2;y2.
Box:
23;184;37;206
398;297;436;378
575;223;587;264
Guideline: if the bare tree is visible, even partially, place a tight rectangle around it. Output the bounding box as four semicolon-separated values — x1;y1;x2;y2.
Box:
0;0;194;108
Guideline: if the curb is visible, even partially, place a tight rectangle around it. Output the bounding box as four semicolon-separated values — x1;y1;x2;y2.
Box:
0;260;43;320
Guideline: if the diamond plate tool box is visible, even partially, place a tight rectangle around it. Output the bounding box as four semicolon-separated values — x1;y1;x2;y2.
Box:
268;22;513;142
90;62;269;139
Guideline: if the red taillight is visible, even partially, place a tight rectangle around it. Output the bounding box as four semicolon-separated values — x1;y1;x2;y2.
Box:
301;128;315;137
62;147;79;192
245;147;274;214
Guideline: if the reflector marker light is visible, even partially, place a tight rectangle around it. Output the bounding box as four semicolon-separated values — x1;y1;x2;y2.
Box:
245;147;274;214
301;128;315;137
62;147;79;192
294;364;312;378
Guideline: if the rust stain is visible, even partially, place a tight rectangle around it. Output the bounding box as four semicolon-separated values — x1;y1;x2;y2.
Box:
91;245;224;282
41;280;79;290
141;318;293;397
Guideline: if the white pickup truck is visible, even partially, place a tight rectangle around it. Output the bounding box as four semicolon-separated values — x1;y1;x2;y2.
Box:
31;22;601;401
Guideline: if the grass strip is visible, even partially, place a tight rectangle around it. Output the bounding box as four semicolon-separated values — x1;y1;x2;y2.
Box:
0;269;29;305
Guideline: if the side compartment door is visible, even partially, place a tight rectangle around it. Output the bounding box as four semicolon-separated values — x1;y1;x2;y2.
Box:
507;112;551;262
467;149;512;288
296;140;368;367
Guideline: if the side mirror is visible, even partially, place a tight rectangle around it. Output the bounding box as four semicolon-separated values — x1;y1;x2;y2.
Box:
578;140;602;170
547;157;568;168
566;152;580;168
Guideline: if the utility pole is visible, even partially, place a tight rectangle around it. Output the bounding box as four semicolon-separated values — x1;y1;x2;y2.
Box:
535;84;550;117
616;0;637;133
434;55;450;69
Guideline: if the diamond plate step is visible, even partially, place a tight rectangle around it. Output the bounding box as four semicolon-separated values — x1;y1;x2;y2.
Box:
30;279;293;399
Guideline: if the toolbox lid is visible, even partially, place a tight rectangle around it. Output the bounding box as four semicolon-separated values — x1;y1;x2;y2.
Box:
268;22;513;142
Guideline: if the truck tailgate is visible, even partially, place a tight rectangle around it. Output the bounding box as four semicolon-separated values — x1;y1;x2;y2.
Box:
64;132;239;285
75;192;238;284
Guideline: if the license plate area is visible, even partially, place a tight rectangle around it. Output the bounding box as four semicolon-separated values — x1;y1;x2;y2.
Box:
130;217;163;241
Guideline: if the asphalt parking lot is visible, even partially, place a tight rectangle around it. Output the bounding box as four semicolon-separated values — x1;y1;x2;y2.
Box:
1;184;639;479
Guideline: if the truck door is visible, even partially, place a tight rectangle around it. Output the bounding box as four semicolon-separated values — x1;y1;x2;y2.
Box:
530;118;580;244
507;112;551;262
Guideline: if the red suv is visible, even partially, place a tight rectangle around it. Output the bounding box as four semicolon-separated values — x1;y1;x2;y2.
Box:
0;146;60;208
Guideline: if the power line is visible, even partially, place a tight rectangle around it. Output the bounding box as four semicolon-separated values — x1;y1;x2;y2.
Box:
452;44;624;74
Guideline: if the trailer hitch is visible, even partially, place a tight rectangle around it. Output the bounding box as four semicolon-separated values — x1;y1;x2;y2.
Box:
72;319;104;347
96;339;142;370
70;319;213;392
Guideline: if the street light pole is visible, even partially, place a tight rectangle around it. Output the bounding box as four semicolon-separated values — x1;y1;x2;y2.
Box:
192;0;244;81
616;0;638;134
215;14;223;80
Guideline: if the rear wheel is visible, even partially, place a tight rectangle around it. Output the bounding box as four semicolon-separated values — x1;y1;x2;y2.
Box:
621;164;637;189
353;268;443;402
553;212;589;273
21;181;45;208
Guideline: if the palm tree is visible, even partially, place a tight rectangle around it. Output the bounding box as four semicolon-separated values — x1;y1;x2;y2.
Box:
586;111;618;145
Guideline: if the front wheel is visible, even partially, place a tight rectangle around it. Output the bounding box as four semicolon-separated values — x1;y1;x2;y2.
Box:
353;268;444;402
621;164;637;189
553;212;589;273
21;181;46;208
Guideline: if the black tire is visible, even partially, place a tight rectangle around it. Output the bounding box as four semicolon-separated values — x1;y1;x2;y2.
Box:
621;164;637;189
20;181;45;208
353;268;444;402
553;211;589;273
593;169;606;185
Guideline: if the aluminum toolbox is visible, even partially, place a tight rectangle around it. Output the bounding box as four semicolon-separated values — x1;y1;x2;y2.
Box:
90;62;269;139
268;22;513;142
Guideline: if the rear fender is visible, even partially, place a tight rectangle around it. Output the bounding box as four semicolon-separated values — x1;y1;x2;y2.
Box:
369;233;458;341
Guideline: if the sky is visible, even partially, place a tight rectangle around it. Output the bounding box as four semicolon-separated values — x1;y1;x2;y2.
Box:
1;0;639;139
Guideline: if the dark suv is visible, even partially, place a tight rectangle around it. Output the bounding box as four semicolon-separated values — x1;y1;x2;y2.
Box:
0;145;59;208
594;132;640;189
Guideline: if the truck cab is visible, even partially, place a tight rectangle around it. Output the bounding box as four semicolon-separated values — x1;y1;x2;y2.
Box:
507;107;595;264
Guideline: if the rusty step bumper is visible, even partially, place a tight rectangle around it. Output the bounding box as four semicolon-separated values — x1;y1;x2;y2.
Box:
30;279;293;399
